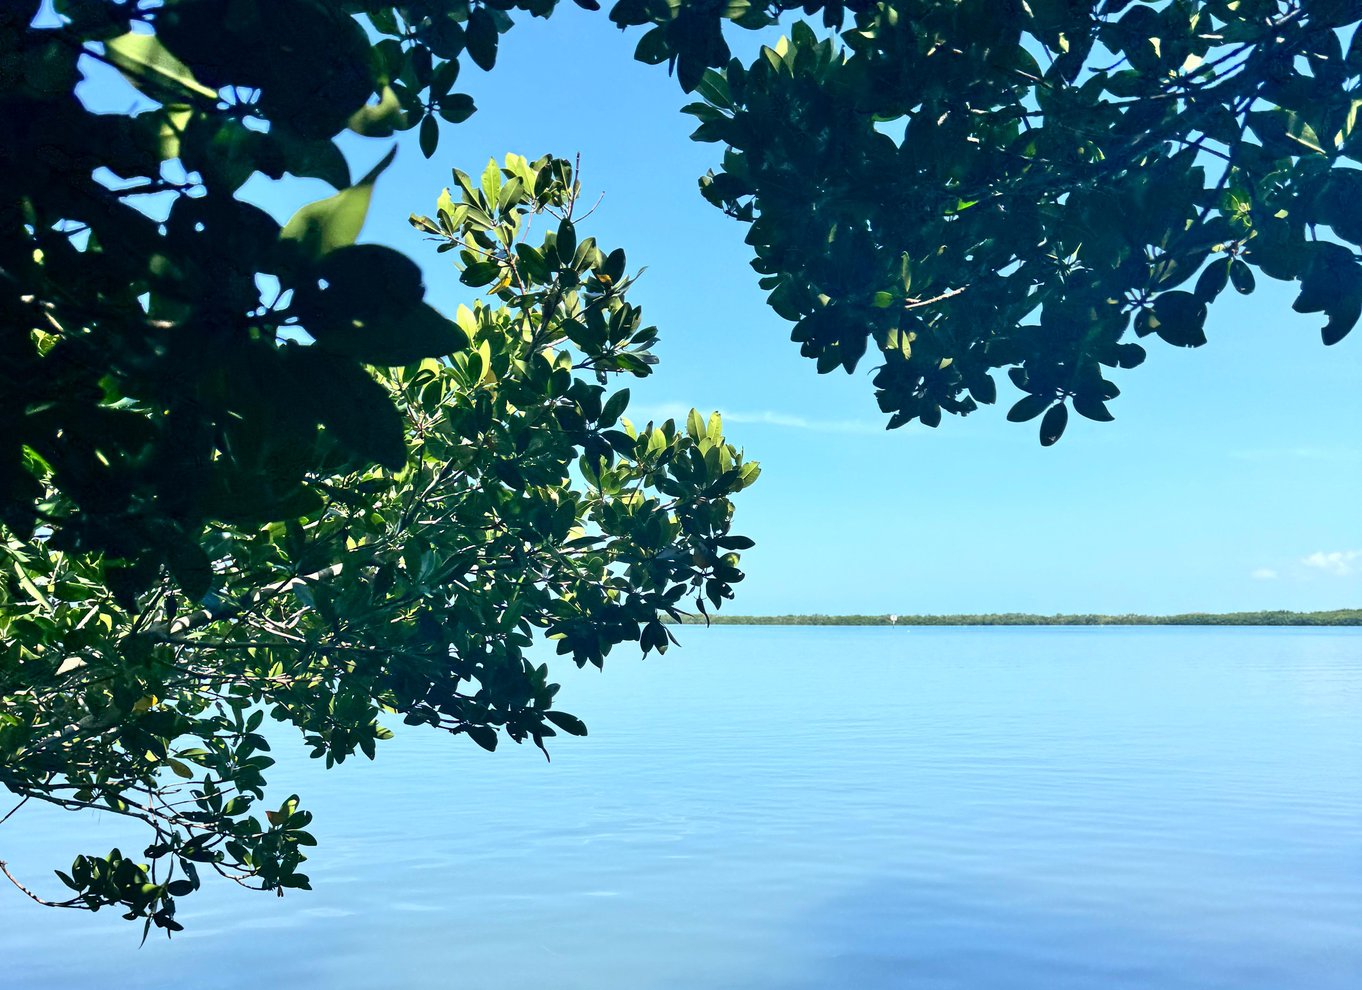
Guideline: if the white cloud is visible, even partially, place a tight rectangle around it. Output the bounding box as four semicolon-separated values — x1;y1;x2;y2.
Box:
1301;550;1362;577
629;403;882;436
1250;567;1279;580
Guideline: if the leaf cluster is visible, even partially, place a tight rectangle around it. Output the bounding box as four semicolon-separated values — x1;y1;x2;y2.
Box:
1;154;757;927
6;0;1358;936
685;1;1362;440
1;0;798;934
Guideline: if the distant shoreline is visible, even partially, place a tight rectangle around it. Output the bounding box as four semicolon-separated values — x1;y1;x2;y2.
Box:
668;610;1362;627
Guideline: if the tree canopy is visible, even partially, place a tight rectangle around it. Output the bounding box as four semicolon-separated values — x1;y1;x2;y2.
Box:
2;150;757;934
2;0;1359;936
687;1;1362;441
1;0;761;934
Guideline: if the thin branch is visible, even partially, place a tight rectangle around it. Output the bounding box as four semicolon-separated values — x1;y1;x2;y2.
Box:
0;860;82;910
0;794;32;828
904;286;967;310
143;563;345;638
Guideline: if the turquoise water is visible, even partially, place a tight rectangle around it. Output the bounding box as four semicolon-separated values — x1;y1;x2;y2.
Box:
2;627;1359;988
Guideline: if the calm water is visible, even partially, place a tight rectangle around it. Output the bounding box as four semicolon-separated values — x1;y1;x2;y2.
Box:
2;627;1359;988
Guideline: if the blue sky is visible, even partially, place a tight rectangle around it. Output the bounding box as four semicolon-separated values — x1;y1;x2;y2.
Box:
88;7;1362;615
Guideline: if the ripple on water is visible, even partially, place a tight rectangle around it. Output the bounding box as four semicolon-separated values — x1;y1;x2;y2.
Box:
1;627;1358;990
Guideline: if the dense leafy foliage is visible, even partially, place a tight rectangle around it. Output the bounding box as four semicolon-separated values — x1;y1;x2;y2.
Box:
4;0;1359;936
0;0;798;933
687;1;1362;441
9;0;1349;586
1;153;756;933
0;0;792;934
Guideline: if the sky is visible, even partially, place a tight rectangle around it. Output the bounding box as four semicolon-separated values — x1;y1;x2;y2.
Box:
80;6;1362;616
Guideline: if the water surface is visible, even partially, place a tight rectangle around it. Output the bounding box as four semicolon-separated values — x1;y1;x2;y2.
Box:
3;627;1359;988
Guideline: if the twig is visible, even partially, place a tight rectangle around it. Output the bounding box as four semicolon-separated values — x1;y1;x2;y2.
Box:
0;860;81;909
0;794;31;828
904;286;967;310
143;564;345;638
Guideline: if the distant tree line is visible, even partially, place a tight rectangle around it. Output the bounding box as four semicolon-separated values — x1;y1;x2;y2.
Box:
668;610;1362;627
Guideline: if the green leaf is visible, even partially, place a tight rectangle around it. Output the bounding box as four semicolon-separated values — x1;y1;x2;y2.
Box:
287;349;407;470
600;247;627;283
280;146;397;263
324;300;463;366
460;260;501;287
1039;402;1068;446
544;711;588;736
1194;257;1230;304
1322;296;1361;345
438;94;476;124
480;158;502;202
1007;393;1051;422
294;245;466;365
1072;392;1114;422
166;758;194;780
1151;291;1208;347
1292;243;1358;315
696;69;731;109
465;7;499;71
266;129;351;189
465;725;498;751
556;219;577;267
419;113;439;159
1317;170;1362;244
1284;113;1326;155
165;538;212;602
717;535;756;550
1228;259;1256;295
599;389;629;428
1248;108;1327;156
1296;245;1362;345
347;85;405;137
968;374;997;405
634;26;670;65
104;32;218;103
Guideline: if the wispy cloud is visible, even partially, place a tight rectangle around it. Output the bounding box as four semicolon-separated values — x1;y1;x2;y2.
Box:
629;402;883;436
1250;567;1279;580
1302;550;1362;577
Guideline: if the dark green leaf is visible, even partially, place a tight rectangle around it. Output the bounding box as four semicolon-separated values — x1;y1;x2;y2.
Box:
293;245;465;365
287;349;407;470
1007;393;1051;422
556;219;577;267
1194;257;1230;303
599;389;629;428
1152;291;1208;347
1072;393;1115;422
438;94;476;124
465;8;499;71
1039;402;1068;446
543;711;588;736
419;113;439;159
1229;259;1256;295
